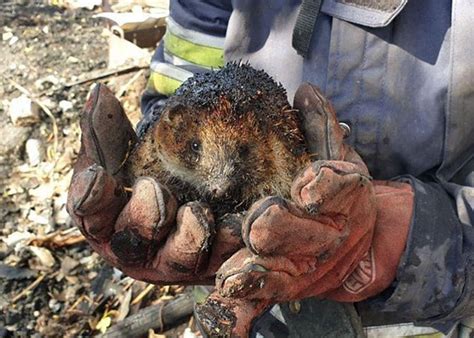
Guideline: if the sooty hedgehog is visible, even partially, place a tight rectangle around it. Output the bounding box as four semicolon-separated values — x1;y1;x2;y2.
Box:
128;62;311;215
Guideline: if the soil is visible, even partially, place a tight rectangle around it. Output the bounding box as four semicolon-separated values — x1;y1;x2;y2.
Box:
0;3;190;337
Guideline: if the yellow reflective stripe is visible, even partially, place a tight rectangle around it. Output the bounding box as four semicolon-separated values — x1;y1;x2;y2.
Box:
147;71;183;96
163;50;212;70
410;334;444;338
164;31;224;68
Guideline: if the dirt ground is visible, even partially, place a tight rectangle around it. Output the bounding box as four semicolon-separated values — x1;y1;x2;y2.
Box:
0;3;192;337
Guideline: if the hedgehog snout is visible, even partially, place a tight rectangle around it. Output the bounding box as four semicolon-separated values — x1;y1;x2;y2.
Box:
206;172;234;197
209;183;230;198
205;161;237;198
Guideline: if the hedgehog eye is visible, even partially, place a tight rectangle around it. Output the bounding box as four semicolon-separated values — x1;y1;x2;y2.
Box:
190;140;201;153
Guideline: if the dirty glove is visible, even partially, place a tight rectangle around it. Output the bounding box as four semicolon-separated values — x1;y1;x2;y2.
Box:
67;84;243;284
195;84;415;337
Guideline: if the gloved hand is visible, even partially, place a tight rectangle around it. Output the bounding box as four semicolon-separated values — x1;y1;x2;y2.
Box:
67;84;244;284
194;84;415;337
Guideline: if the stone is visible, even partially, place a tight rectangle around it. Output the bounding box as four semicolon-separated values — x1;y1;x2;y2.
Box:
2;32;13;41
25;138;44;166
0;122;31;156
59;100;73;112
8;95;40;126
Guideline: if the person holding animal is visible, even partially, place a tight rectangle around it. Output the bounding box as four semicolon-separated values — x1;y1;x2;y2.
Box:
68;0;474;336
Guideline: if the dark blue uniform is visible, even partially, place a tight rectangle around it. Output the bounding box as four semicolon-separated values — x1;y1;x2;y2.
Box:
141;0;474;335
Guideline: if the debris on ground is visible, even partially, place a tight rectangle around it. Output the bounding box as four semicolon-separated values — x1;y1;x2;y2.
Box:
1;2;197;337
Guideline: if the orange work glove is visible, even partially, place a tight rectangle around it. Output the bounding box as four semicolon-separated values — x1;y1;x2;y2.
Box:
67;84;244;284
194;84;414;337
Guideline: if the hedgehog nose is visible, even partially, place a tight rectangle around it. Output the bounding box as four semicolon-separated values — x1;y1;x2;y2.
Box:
209;178;233;198
211;185;227;198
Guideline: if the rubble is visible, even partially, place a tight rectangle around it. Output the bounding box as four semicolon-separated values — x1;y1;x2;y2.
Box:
8;95;40;126
9;36;19;45
25;138;44;166
58;99;73;112
0;3;199;337
0;264;36;280
28;246;56;268
2;31;13;41
34;75;60;92
0;123;31;157
66;0;102;10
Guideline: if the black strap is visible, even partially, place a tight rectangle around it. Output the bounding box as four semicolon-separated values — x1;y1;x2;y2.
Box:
292;0;323;57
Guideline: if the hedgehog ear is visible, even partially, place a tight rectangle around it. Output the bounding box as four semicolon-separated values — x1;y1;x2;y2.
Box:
162;102;188;126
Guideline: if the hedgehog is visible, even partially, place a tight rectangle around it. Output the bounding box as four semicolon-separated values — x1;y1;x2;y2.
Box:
128;62;311;216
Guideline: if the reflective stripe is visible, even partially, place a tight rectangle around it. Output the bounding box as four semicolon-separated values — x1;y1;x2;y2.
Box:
163;50;212;70
163;26;224;68
364;323;441;338
167;17;225;49
150;62;194;82
147;71;183;97
147;62;194;96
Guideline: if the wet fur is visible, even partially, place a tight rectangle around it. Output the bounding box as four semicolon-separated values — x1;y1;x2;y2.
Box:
128;63;311;215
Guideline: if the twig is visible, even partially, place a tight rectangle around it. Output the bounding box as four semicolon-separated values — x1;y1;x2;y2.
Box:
116;69;145;98
188;315;195;330
101;294;194;337
67;295;86;313
131;284;155;306
111;279;135;308
8;79;59;159
64;64;147;88
29;228;86;248
11;273;46;303
122;279;136;292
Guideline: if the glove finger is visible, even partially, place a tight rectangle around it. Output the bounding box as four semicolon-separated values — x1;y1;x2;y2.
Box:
195;291;270;338
294;83;346;161
156;202;216;278
79;83;137;178
109;177;177;265
242;197;346;257
215;249;318;301
291;161;373;215
206;213;245;274
67;164;128;242
217;226;373;303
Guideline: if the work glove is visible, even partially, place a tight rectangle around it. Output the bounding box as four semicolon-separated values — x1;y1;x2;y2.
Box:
67;84;244;284
194;83;415;337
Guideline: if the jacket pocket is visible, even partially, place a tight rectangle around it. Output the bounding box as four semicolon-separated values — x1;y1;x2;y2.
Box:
321;0;407;27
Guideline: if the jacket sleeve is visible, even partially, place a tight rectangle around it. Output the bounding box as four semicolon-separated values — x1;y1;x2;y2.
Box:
376;2;474;331
374;173;474;333
358;1;474;331
138;0;231;135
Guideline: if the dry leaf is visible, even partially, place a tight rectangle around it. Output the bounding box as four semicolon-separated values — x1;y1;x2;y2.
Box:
116;288;132;321
96;315;112;334
29;246;55;268
4;231;35;248
148;329;166;338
